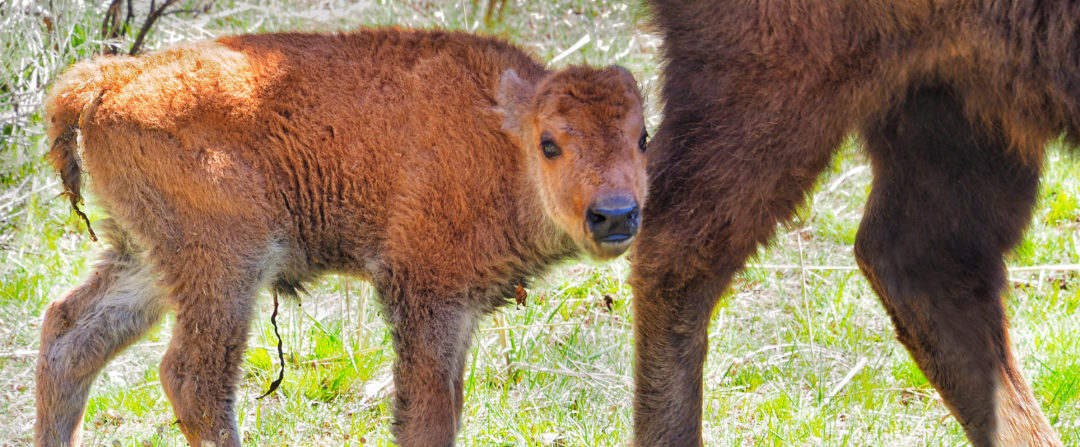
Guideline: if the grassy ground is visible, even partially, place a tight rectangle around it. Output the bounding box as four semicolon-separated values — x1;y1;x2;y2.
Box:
2;1;1078;445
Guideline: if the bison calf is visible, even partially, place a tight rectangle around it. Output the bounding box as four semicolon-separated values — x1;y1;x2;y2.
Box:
36;29;646;447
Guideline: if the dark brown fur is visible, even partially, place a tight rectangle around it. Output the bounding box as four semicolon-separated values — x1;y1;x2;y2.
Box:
633;1;1079;445
36;29;647;447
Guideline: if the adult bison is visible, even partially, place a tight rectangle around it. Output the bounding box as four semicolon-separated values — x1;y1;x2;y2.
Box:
36;29;647;447
633;1;1078;445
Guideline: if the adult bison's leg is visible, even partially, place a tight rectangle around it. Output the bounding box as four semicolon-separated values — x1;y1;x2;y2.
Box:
630;60;843;445
36;236;167;447
855;86;1060;446
384;288;478;447
629;243;732;447
158;241;265;447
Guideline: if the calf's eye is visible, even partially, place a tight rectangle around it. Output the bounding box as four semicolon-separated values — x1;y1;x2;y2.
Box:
540;134;561;159
638;130;648;153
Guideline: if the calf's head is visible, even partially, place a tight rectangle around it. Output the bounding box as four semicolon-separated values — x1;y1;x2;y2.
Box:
498;65;647;259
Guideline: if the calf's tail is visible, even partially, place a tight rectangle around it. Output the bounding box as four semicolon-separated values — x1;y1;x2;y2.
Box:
44;60;107;242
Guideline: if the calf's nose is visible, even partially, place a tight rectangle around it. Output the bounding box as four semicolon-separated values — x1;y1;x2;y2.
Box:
586;197;640;243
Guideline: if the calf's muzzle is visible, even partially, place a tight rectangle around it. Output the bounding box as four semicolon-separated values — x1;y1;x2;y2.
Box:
586;196;640;243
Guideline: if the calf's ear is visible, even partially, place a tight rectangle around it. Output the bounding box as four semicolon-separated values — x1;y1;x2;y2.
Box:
608;65;642;97
496;69;536;137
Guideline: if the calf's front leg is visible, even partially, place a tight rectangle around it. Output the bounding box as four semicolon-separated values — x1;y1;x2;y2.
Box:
384;289;479;447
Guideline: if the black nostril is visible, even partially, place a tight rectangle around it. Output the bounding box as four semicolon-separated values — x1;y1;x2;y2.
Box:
586;198;640;243
587;209;607;225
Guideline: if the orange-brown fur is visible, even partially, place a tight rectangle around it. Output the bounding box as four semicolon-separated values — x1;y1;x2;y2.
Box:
36;29;646;447
633;1;1078;446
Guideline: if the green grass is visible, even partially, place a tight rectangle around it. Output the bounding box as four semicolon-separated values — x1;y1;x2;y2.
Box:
2;1;1079;445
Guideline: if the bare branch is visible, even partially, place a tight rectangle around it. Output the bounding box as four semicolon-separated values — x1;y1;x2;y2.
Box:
100;0;125;54
127;0;178;55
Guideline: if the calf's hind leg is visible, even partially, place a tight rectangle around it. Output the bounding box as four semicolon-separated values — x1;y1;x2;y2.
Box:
36;235;168;446
855;86;1061;446
157;244;265;447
